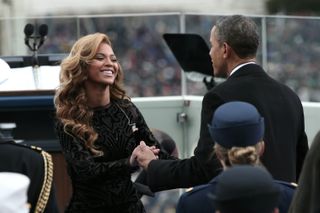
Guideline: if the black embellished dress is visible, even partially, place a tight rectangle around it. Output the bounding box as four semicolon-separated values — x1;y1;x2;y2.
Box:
56;99;170;213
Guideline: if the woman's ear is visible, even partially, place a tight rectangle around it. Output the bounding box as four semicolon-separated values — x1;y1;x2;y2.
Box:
273;207;280;213
214;148;223;161
214;149;227;168
257;141;265;157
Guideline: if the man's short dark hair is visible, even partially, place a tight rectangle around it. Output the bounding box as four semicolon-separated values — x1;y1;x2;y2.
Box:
215;15;260;59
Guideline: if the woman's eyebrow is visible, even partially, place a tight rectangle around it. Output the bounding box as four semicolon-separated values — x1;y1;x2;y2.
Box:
96;52;116;57
95;52;105;56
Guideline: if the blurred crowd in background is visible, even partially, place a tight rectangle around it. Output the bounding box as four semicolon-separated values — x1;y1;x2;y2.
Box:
1;12;320;213
2;13;320;100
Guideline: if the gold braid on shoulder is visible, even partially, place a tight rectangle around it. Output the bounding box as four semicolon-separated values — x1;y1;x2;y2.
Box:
31;146;54;213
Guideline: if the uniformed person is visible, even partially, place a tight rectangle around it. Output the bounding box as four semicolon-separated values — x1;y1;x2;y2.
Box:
176;101;296;213
0;132;58;213
211;165;280;213
0;172;30;213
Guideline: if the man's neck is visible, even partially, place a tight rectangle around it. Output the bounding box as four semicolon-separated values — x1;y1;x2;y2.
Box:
228;58;256;77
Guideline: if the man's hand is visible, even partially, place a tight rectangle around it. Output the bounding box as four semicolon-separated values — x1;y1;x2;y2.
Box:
130;141;159;170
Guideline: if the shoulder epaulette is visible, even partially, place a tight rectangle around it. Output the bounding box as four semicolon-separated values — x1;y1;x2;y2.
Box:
290;182;298;188
30;145;43;152
186;187;193;192
274;180;298;189
0;141;54;212
34;149;53;213
1;141;43;153
184;184;212;195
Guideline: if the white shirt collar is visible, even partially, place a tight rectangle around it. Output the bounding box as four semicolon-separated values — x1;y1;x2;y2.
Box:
229;61;256;77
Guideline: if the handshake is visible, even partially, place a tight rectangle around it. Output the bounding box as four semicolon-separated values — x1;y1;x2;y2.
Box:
129;141;160;170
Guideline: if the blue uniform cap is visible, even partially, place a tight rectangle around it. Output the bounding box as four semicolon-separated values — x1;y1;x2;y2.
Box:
208;101;265;148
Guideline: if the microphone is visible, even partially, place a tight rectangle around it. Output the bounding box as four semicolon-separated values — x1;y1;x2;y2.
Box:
203;76;216;90
24;24;34;51
38;24;48;37
24;23;34;37
22;23;49;68
38;24;48;49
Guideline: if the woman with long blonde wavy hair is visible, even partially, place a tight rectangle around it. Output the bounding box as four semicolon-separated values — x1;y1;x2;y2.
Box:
54;32;171;213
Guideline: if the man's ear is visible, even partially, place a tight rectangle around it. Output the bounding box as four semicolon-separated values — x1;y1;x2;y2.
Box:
223;42;232;58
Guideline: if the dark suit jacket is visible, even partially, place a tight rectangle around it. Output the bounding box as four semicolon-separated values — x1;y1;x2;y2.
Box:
176;174;297;213
288;131;320;213
0;139;58;213
143;64;308;191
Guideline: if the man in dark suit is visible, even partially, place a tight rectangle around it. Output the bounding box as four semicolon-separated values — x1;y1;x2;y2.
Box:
176;101;296;213
0;131;58;213
132;14;308;192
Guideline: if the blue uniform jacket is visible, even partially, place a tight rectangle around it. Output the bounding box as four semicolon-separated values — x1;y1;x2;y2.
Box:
176;175;296;213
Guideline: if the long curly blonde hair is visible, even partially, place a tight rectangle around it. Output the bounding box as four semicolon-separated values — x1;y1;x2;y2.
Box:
54;33;127;155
